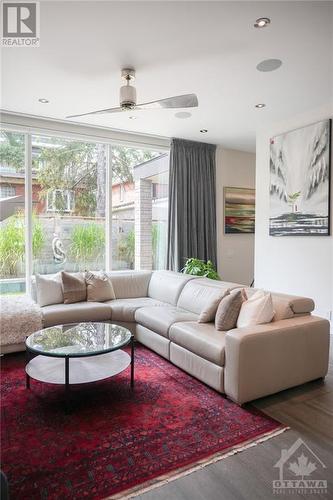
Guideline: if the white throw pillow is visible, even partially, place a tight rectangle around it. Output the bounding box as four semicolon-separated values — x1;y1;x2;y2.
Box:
35;273;64;307
237;289;274;328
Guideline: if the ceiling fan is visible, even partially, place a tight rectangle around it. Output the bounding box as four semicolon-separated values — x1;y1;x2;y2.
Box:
66;68;198;119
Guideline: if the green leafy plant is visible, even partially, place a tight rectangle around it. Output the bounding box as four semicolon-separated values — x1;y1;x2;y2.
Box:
32;219;45;257
0;131;25;171
69;224;105;267
0;212;44;277
118;230;135;269
182;258;220;280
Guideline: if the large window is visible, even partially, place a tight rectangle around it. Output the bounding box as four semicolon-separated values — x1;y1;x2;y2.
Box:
0;131;26;294
111;147;169;270
0;127;169;295
32;135;107;274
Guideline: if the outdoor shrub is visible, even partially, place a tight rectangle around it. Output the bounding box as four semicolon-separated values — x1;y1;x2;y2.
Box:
0;212;44;277
69;224;105;266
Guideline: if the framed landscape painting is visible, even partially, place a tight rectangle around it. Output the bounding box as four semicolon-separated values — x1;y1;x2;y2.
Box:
224;187;255;234
269;119;331;236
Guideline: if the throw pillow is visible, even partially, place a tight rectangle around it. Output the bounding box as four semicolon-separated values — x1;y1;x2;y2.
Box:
215;289;247;331
85;271;116;302
197;287;229;323
237;289;275;328
35;273;63;307
61;271;87;304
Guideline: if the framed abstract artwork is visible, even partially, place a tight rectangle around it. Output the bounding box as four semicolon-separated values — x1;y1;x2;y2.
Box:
224;187;255;234
269;119;331;236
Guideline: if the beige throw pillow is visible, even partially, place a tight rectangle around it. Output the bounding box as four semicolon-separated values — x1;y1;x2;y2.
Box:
237;289;275;328
215;289;247;331
197;288;229;323
61;271;87;304
85;271;116;302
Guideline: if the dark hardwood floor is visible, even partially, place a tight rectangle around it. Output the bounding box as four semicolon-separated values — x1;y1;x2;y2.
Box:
138;339;333;500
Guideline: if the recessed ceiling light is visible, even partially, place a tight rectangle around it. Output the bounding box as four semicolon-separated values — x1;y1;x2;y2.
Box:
175;111;192;119
256;59;282;72
129;116;137;120
255;103;266;109
200;129;208;133
254;17;271;28
38;98;49;103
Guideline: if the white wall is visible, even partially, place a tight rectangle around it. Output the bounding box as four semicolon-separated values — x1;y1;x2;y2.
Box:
255;104;333;319
216;147;256;285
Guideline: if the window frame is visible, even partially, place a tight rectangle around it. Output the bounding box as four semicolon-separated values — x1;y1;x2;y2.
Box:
46;189;75;213
0;184;16;198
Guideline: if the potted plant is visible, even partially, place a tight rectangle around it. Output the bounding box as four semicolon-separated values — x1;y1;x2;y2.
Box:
182;258;220;280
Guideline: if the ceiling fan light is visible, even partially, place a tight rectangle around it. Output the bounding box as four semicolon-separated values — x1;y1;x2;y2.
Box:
120;84;136;108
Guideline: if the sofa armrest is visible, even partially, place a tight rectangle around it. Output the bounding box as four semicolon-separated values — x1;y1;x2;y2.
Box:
224;315;330;405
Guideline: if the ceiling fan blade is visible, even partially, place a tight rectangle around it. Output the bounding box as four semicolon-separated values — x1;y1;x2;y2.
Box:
66;106;124;119
136;93;198;110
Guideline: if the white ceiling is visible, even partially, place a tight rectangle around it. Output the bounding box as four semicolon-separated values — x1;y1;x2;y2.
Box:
1;1;333;152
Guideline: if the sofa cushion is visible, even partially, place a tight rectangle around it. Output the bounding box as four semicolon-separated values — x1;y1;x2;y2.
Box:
240;288;314;321
135;306;198;338
106;297;167;322
169;321;226;366
177;279;238;317
197;286;229;323
42;302;111;328
148;271;195;305
85;271;115;302
61;272;87;304
35;273;63;307
237;290;274;328
105;271;151;299
271;292;314;319
215;289;246;331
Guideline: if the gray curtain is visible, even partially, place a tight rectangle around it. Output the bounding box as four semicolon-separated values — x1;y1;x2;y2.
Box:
167;138;217;271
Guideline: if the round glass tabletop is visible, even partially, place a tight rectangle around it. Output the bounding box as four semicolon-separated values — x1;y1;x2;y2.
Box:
25;322;132;358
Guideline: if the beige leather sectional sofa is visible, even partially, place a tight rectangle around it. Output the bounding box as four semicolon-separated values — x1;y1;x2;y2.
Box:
19;270;333;404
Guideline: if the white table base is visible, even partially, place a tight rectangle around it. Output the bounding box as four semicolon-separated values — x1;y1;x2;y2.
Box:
26;350;131;385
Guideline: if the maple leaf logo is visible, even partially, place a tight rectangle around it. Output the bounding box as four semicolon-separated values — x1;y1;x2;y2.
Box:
288;453;317;479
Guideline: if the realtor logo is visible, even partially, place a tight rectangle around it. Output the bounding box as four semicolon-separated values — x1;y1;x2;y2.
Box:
273;438;327;495
1;1;40;46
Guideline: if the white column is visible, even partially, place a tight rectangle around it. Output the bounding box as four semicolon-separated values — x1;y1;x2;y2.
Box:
25;134;32;296
135;178;152;270
105;144;113;271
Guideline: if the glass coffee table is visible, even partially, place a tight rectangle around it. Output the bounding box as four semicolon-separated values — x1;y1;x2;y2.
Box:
25;322;134;409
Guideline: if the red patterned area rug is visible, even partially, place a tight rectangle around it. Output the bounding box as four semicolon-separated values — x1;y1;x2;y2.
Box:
1;344;287;499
